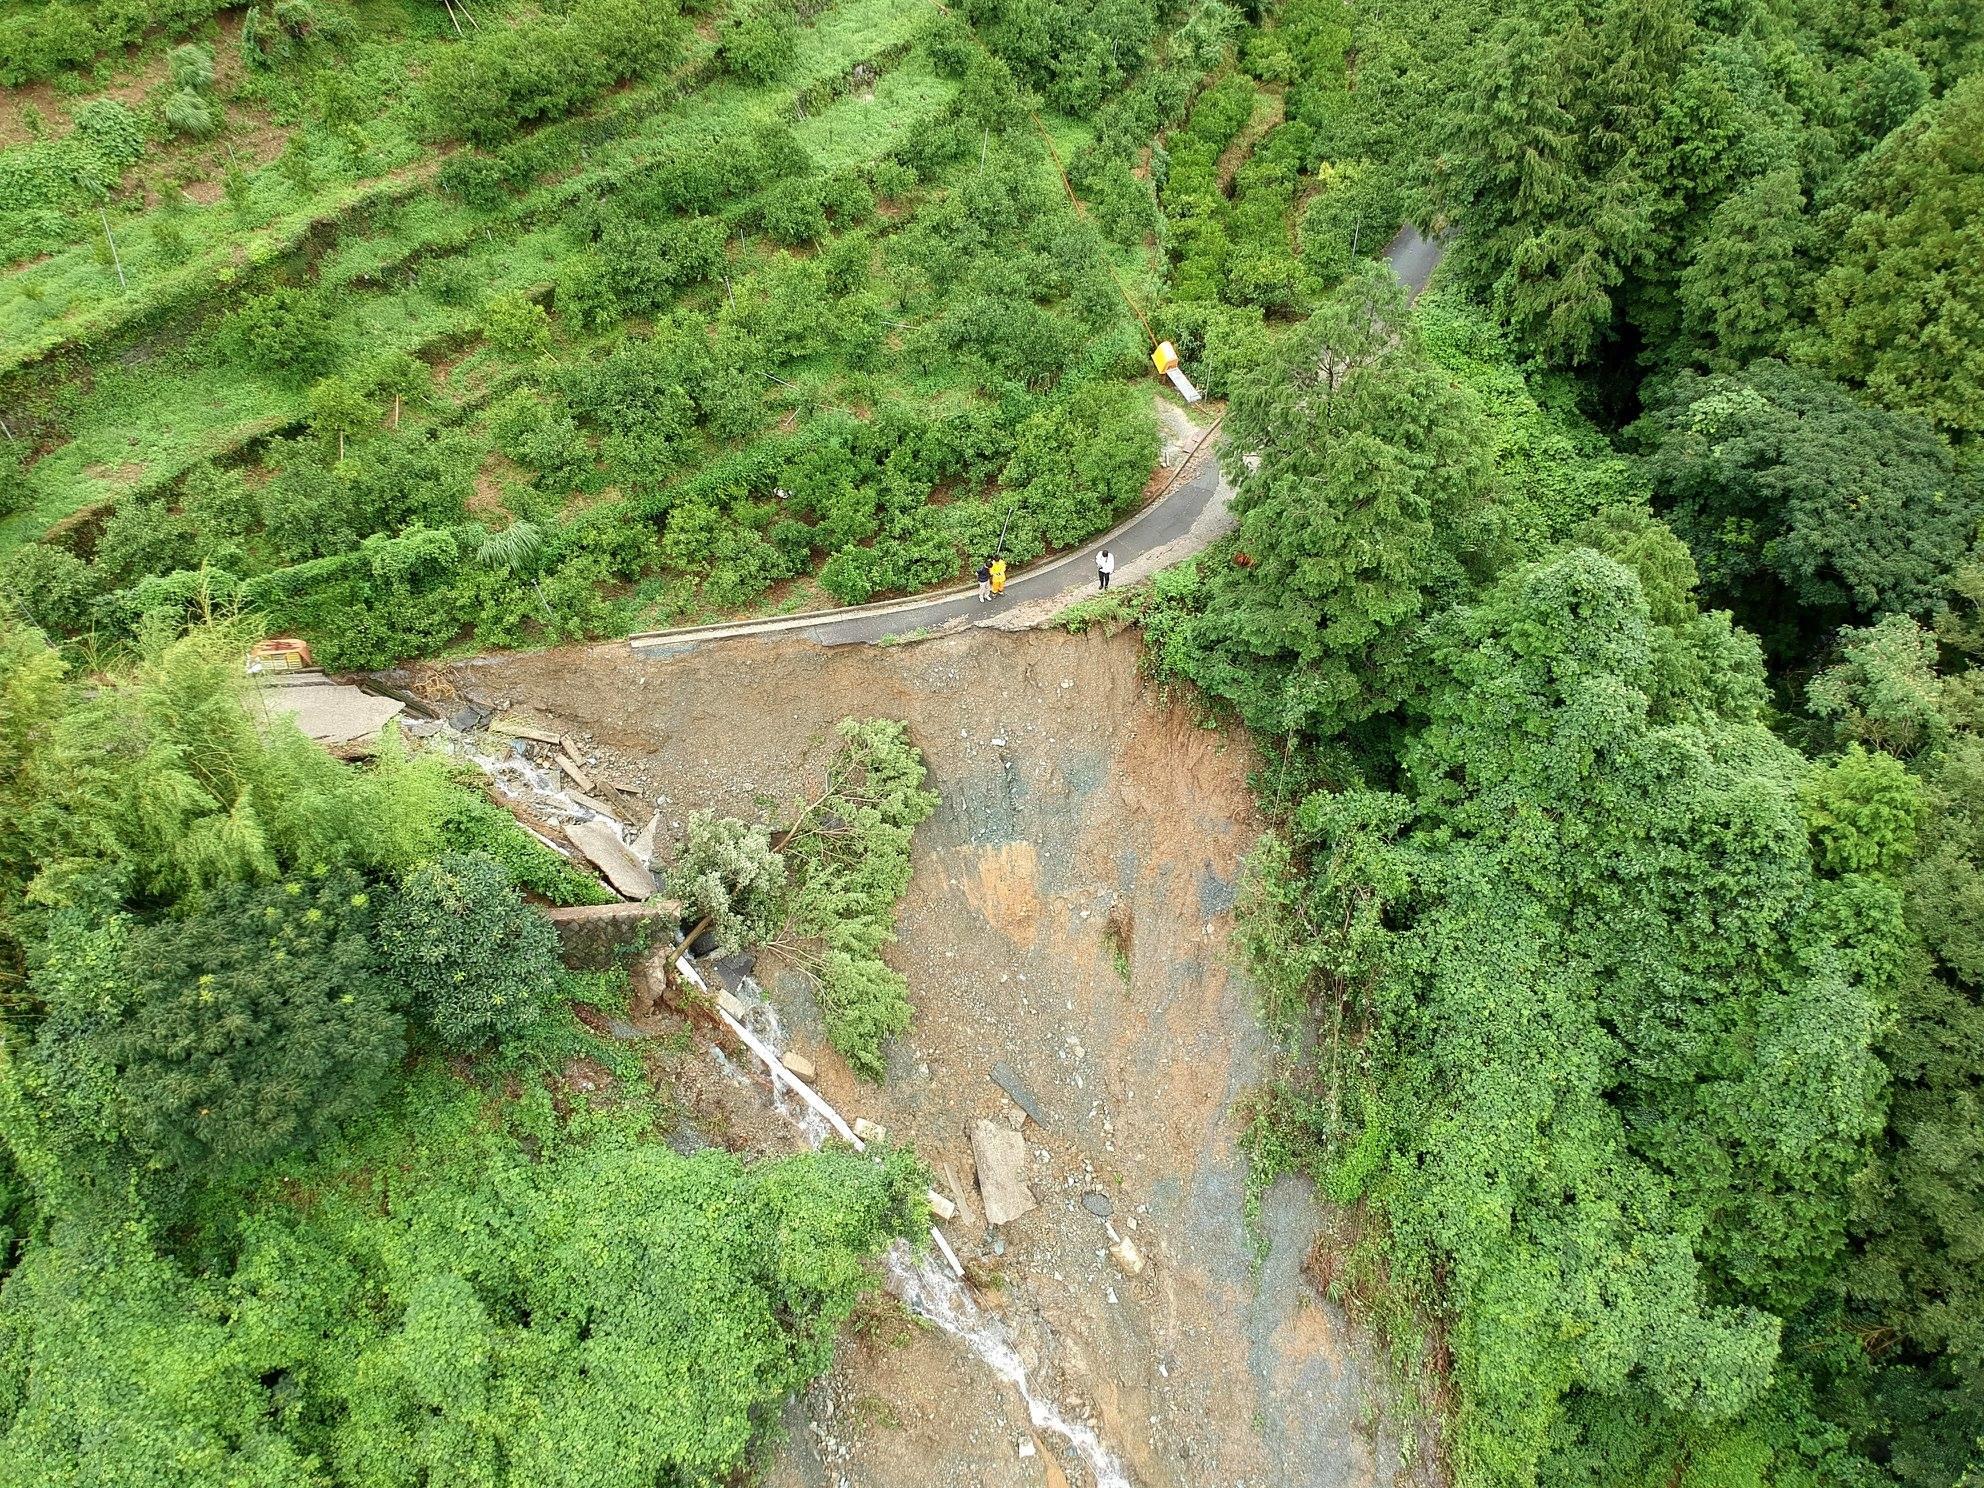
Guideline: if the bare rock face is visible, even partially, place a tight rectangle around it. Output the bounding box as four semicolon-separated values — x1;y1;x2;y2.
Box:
971;1118;1036;1225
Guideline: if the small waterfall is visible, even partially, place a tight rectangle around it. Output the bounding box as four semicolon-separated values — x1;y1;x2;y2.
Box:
678;955;1136;1485
884;1242;1133;1488
737;982;831;1149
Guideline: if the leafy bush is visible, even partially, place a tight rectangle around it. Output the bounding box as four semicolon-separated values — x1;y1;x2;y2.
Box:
26;873;402;1181
377;852;564;1047
483;291;553;358
759;176;828;246
1;544;102;638
222;288;339;380
421;0;685;146
717;0;799;83
439;153;513;211
491;387;594;491
668;813;787;955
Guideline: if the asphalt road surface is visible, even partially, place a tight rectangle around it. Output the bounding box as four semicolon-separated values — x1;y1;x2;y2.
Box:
627;227;1445;655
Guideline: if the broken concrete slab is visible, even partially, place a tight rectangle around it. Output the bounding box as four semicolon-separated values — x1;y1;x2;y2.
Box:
782;1050;817;1083
853;1116;888;1145
927;1187;957;1221
564;819;657;900
971;1118;1036;1225
631;812;660;867
991;1061;1050;1127
254;675;404;746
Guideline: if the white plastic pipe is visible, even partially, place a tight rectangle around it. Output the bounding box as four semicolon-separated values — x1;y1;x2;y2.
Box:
677;954;867;1150
1165;365;1203;403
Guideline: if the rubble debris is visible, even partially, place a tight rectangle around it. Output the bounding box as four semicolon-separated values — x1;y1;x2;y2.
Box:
971;1118;1037;1225
991;1061;1050;1127
1109;1235;1145;1277
927;1187;957;1221
714;987;749;1020
564;819;657;899
783;1050;817;1083
488;716;562;744
853;1116;888;1145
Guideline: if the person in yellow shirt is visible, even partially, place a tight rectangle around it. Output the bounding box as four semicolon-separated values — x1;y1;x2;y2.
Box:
989;556;1007;596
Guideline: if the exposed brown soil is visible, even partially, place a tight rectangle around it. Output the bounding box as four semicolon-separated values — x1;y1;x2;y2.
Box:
419;626;1438;1488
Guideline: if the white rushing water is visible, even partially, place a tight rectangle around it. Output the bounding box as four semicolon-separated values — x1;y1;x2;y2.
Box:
884;1241;1133;1488
716;980;1133;1485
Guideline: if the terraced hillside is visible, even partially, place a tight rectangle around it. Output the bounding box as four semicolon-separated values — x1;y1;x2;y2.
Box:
0;0;1197;666
0;0;1443;672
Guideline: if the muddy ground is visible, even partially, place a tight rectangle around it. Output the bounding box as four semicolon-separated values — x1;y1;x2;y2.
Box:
420;626;1438;1488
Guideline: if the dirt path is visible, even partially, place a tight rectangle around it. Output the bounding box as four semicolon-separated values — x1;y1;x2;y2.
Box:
422;627;1437;1488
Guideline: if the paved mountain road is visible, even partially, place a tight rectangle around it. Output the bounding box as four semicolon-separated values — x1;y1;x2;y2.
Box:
626;227;1443;655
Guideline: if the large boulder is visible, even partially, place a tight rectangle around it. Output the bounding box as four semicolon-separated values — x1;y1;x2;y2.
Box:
971;1118;1036;1226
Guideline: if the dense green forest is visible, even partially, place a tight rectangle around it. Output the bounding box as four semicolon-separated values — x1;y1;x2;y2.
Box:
2;0;1982;1484
1070;0;1982;1484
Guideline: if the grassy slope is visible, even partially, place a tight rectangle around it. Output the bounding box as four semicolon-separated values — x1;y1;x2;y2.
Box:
2;0;961;551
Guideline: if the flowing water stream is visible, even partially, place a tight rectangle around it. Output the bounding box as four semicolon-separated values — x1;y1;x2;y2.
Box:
715;979;1135;1487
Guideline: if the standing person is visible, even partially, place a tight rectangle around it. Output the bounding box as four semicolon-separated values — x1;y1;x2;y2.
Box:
976;559;992;603
1097;548;1115;590
990;556;1007;597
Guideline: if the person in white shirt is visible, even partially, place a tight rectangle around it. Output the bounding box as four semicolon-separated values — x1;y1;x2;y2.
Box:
1096;548;1115;591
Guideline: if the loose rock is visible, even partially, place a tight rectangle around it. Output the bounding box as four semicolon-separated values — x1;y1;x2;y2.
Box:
971;1118;1037;1225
